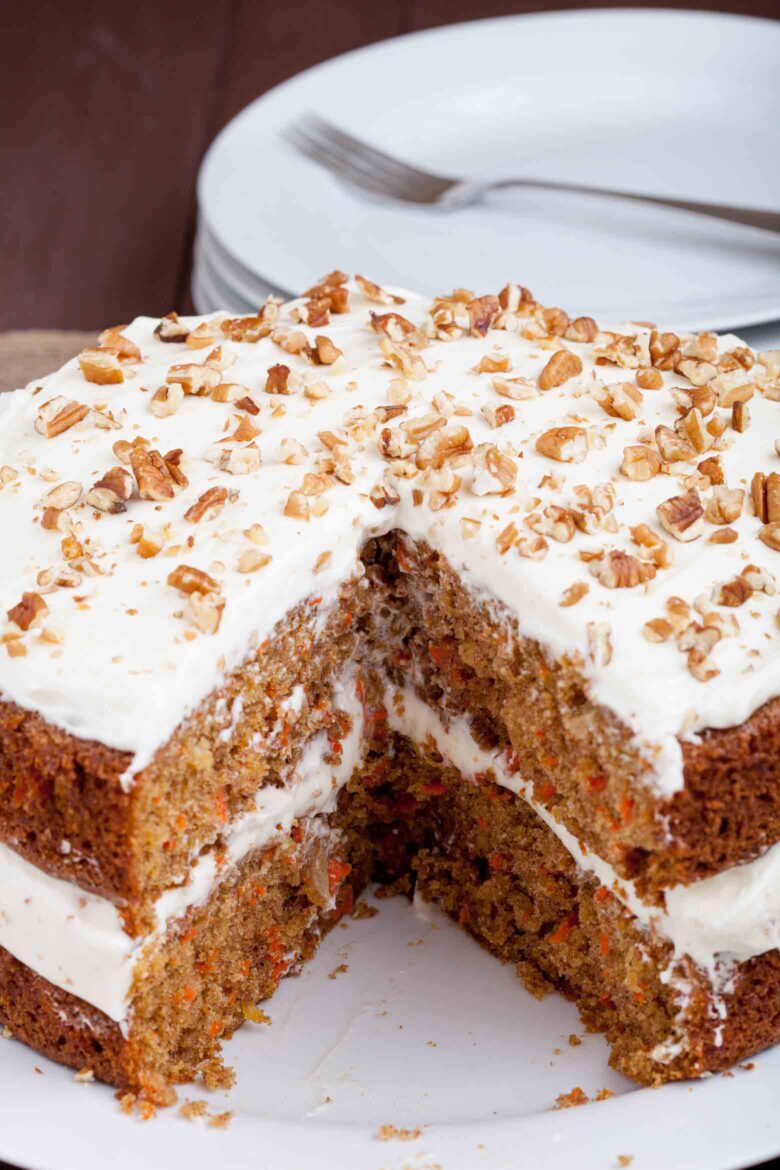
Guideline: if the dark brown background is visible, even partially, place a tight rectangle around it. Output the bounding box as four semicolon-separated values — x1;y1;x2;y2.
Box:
2;0;778;331
1;5;780;1169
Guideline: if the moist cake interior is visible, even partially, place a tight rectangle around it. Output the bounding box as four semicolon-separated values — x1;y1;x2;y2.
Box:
1;274;780;1104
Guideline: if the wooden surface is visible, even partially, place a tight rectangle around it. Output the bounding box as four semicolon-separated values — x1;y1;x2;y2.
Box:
2;0;777;331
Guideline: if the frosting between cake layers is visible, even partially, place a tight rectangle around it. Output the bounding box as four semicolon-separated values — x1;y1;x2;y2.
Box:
384;684;780;979
0;669;365;1024
0;286;778;797
3;674;780;1028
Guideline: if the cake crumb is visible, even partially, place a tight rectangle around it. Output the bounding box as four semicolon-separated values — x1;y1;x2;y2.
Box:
242;1003;271;1024
740;1062;755;1071
328;963;349;979
351;900;378;919
554;1086;589;1109
198;1056;236;1092
207;1110;234;1129
75;1067;95;1083
516;959;552;999
1;1025;12;1039
568;1033;582;1046
179;1100;208;1120
595;1087;615;1101
616;1157;634;1167
376;1124;423;1141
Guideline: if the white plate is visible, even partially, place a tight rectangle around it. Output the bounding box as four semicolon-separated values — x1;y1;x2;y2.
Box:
198;9;780;333
195;220;286;307
2;891;780;1170
192;231;256;314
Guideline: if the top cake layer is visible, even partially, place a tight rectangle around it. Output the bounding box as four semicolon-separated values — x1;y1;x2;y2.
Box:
1;274;778;793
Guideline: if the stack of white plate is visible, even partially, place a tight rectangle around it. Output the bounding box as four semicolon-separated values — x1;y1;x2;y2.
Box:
192;218;284;314
193;9;780;332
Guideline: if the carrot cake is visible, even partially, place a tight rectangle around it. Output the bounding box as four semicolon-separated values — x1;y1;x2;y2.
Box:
1;272;779;1095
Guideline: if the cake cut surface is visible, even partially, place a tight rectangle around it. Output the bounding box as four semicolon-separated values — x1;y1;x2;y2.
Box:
1;273;780;1097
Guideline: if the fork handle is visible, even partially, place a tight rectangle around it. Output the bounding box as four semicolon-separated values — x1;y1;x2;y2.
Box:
490;177;780;234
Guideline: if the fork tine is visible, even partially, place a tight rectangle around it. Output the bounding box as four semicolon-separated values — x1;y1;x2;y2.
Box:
300;113;448;188
284;124;418;201
285;122;432;203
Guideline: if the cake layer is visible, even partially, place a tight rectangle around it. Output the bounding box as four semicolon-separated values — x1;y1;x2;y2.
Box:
0;666;365;1021
1;279;778;890
0;580;371;922
0;807;368;1091
2;277;780;1091
4;708;780;1090
372;533;780;894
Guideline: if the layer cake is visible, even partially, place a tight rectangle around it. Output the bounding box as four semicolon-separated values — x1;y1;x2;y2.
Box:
1;273;779;1095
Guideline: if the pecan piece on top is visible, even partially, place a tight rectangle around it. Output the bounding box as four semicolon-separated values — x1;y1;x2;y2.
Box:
130;447;176;501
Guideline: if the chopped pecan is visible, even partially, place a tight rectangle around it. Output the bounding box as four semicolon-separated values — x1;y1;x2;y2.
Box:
657;489;704;542
85;467;133;514
535;426;587;463
620;444;661;481
751;472;780;523
167;564;220;595
467;295;500;336
284;490;310;520
591;380;642;421
565;316;598;343
559;581;589;607
150;384;184;417
481;403;515;429
98;326;141;361
590;549;655;588
655;424;695;464
713;576;753;607
155;312;190;343
643;618;674;643
635;366;664;390
166;362;221;396
704;486;744;525
538;349;582;391
130;447;176;501
491;376;538;400
78;348;124;385
7;592;48;631
312;335;343;366
220;301;279;342
187;591;225;634
35;397;89;439
185;486;229;523
649;330;680;370
416;425;474;471
697;455;724;486
40;481;83;511
356;274;404;305
238;549;272;573
759;521;780;552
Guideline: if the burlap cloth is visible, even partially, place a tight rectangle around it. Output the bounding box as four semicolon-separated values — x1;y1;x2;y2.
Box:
0;330;96;395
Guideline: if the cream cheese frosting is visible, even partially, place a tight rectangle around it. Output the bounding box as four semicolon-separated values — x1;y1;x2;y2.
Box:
0;668;365;1024
0;280;778;795
385;685;780;977
3;674;780;1027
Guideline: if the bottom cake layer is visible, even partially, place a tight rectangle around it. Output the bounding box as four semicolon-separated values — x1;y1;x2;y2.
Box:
3;690;780;1093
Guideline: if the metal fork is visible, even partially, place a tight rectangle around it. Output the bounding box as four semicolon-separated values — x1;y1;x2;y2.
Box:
284;113;780;234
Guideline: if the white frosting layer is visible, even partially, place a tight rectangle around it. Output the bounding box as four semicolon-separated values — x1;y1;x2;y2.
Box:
3;673;780;1024
385;685;780;975
0;669;364;1023
0;285;778;794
